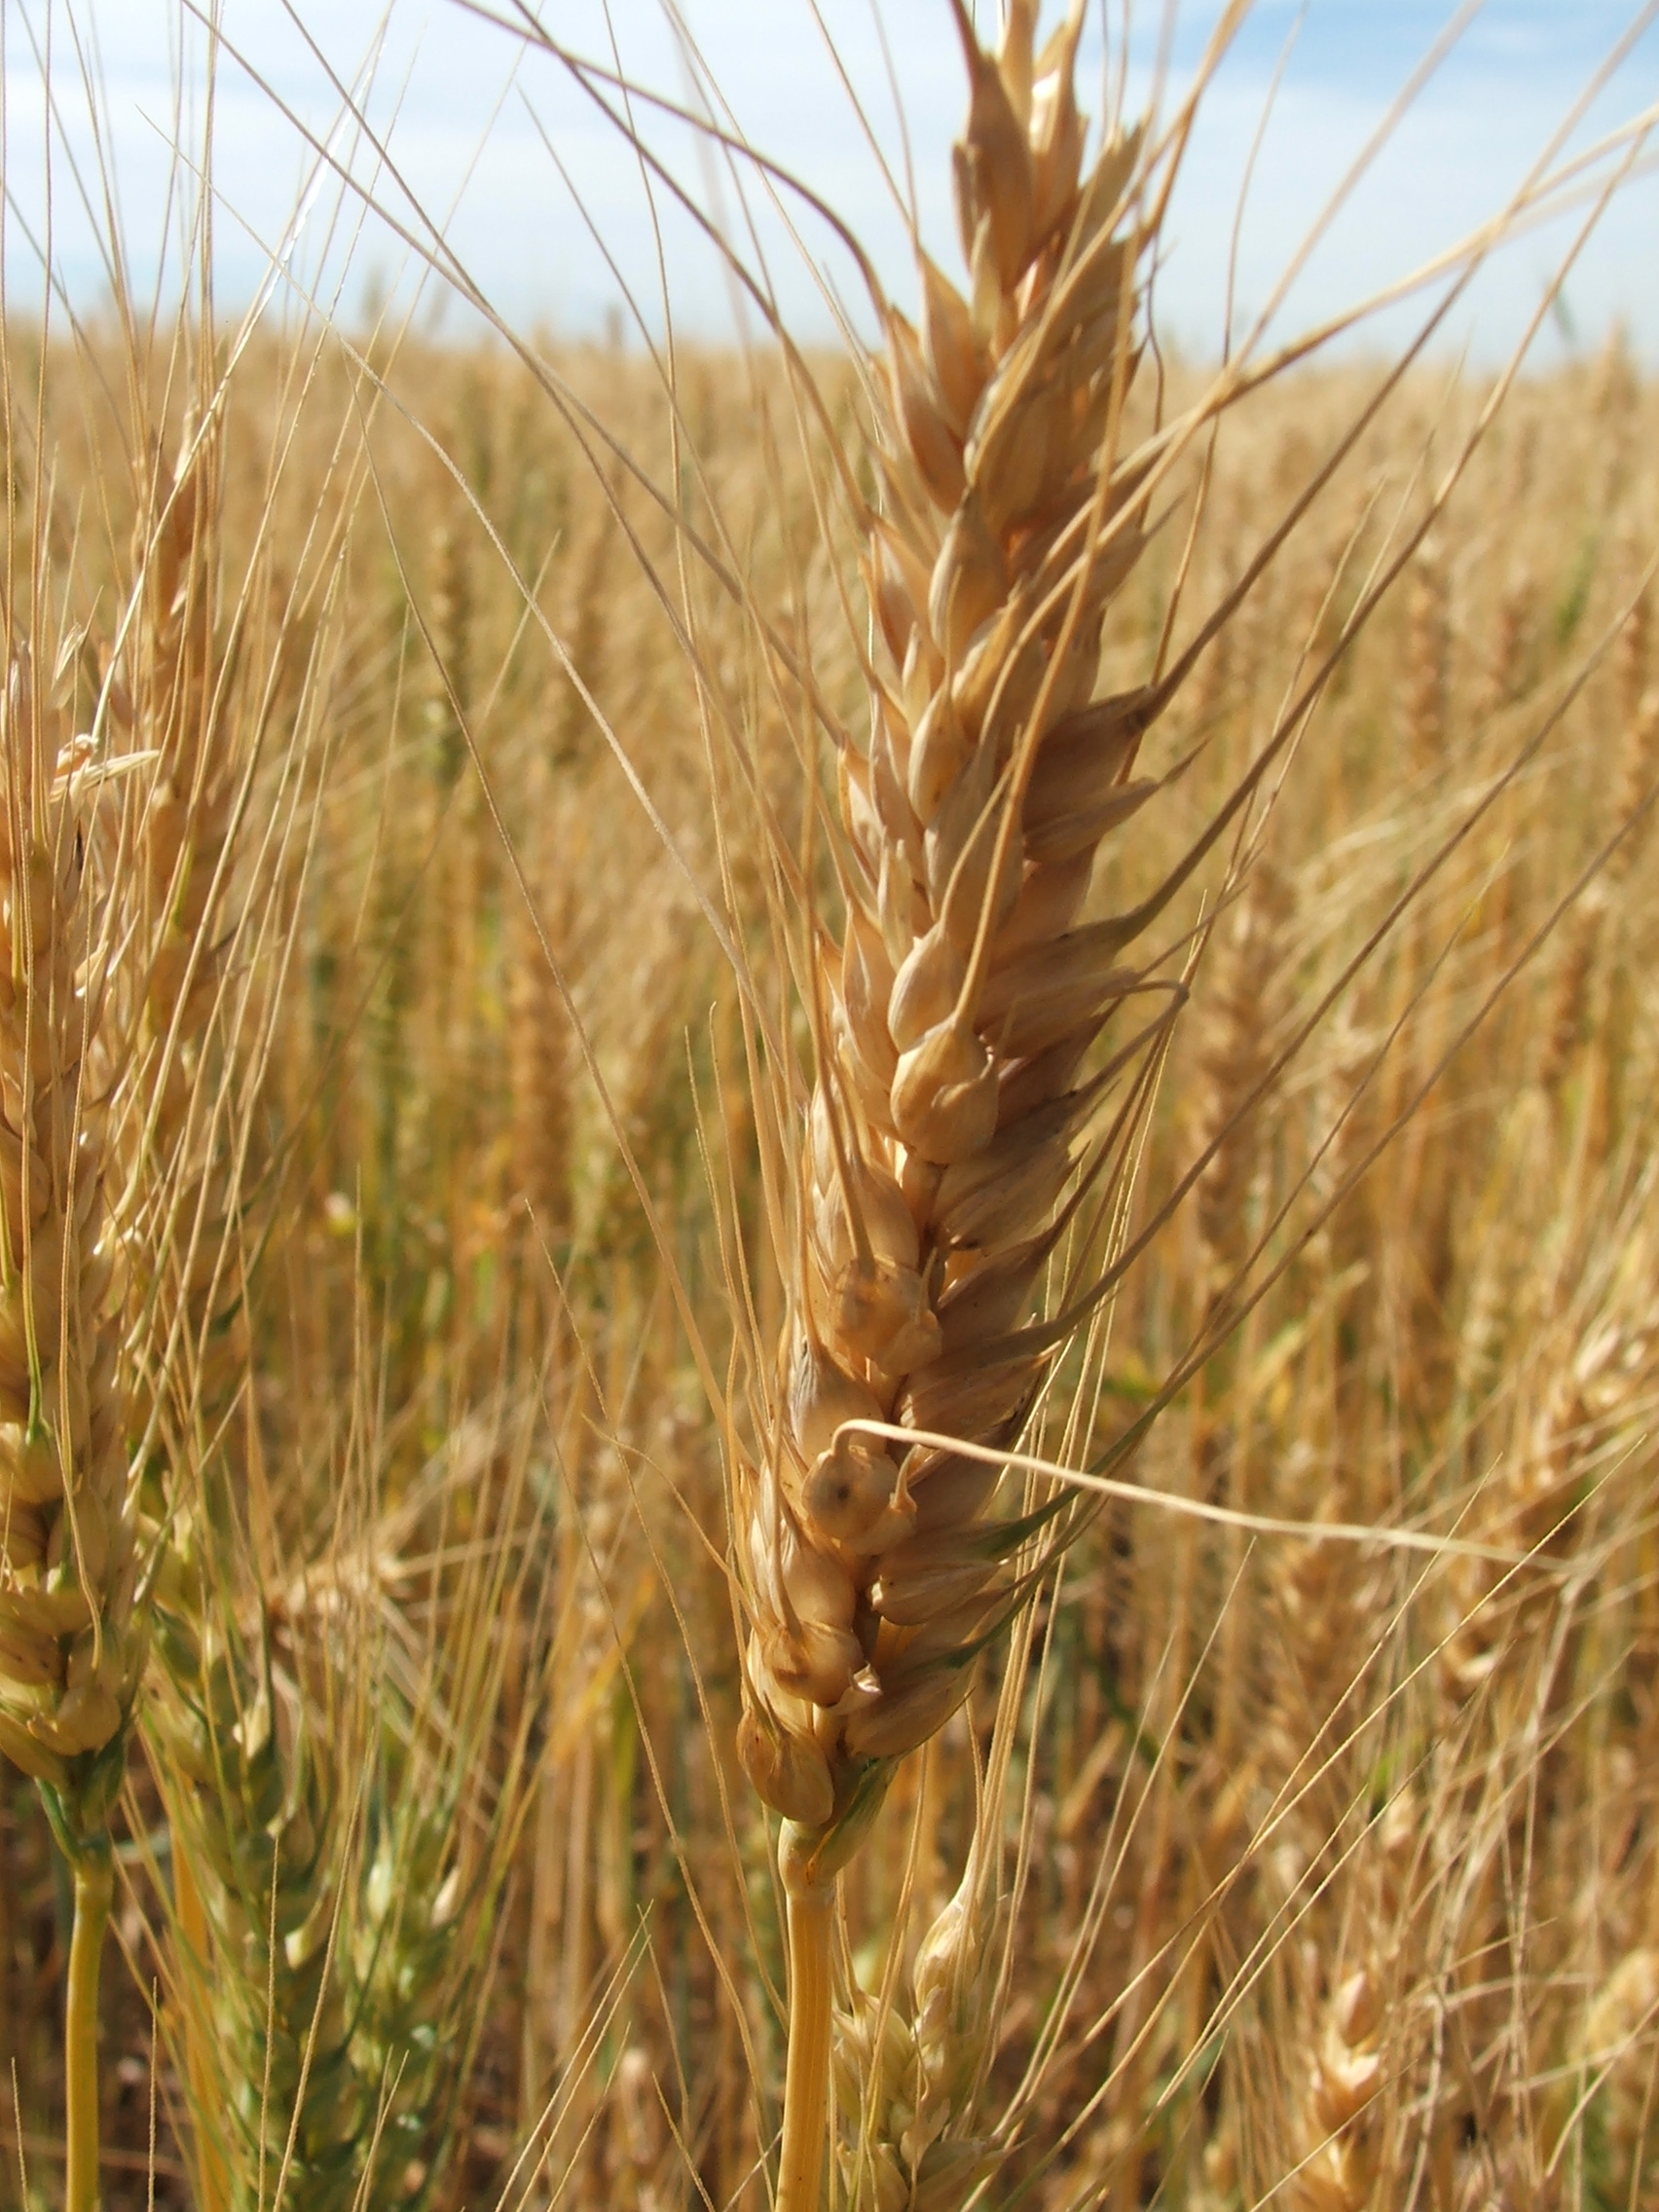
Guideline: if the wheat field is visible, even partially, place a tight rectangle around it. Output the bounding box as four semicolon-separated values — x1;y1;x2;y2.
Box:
0;6;1657;2210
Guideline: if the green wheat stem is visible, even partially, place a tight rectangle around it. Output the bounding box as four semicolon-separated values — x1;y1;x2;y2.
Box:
65;1837;114;2212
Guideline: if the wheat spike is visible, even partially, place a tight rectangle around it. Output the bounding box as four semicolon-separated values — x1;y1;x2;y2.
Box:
1195;858;1295;1303
555;486;622;770
0;648;139;1827
152;1527;515;2212
121;419;256;1447
1479;566;1533;719
130;424;229;1051
0;634;138;2210
740;0;1163;1848
1404;540;1451;776
148;1572;358;2208
1443;1263;1630;1706
1288;1966;1384;2212
1581;1947;1659;2205
508;795;574;1254
735;11;1256;2205
1610;684;1659;886
1536;886;1605;1097
835;1855;1002;2212
425;513;473;792
1613;552;1649;734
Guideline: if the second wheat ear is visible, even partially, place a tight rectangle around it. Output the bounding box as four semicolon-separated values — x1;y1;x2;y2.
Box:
0;648;140;2212
732;8;1235;2207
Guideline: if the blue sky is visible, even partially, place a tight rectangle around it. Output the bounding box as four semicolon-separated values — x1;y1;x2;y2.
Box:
4;2;1656;366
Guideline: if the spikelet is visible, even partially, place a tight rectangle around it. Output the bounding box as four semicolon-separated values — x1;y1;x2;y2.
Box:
0;646;140;1849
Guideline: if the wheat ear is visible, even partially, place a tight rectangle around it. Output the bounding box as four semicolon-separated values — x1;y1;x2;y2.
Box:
119;415;260;1455
1288;1965;1384;2212
733;10;1212;2204
152;1497;531;2212
0;643;137;2212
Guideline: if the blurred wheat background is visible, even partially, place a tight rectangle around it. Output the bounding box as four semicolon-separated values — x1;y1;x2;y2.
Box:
1;5;1657;2210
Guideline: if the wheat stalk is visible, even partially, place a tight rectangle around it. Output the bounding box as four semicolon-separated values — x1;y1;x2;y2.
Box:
728;9;1255;2202
0;636;138;2212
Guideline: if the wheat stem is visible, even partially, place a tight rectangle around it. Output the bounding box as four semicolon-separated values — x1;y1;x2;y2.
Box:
64;1840;113;2212
777;1848;834;2212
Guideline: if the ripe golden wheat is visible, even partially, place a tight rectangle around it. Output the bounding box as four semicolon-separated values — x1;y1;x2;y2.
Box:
0;11;1656;2212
